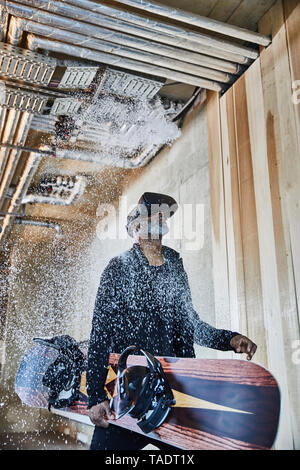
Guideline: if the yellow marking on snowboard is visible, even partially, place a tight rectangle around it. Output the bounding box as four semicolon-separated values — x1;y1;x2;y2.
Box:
79;372;88;396
104;366;118;399
172;389;252;414
80;366;117;398
88;369;252;415
106;366;117;383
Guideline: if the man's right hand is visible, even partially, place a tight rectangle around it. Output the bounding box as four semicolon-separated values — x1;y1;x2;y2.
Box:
88;400;114;428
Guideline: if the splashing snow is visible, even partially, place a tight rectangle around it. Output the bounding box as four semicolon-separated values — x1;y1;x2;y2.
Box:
75;95;181;155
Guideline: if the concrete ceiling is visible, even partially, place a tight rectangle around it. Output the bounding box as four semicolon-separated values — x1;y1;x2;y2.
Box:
119;0;277;30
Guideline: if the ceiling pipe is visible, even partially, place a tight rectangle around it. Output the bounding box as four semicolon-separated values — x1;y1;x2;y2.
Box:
0;142;54;156
5;7;241;74
0;203;26;216
0;106;6;131
0;141;144;169
0;107;8;154
0;152;40;244
0;5;8;42
0;109;21;181
4;5;242;74
6;15;23;45
21;20;234;84
26;34;224;91
43;145;137;169
112;0;271;46
5;1;252;64
0;141;168;169
13;217;63;237
62;0;258;58
0;112;33;210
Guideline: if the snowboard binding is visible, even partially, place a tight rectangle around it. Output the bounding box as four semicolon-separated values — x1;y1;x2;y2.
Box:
115;345;176;434
15;335;85;411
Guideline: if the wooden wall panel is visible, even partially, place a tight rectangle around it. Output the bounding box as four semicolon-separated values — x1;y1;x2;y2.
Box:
245;57;293;449
219;89;246;335
233;76;268;368
206;92;231;346
259;1;300;316
207;0;300;448
283;0;300;148
258;0;300;448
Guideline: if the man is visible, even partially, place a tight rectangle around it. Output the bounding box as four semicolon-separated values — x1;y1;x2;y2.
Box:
87;192;257;450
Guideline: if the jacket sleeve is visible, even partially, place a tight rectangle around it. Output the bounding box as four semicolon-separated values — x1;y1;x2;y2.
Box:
86;257;123;409
175;257;239;352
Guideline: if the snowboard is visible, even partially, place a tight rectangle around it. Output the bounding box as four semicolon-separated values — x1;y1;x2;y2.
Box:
15;342;281;450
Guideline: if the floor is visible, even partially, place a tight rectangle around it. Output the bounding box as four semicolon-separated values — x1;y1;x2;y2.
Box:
0;431;89;450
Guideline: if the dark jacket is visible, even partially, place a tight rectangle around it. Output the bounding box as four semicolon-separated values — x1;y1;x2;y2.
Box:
87;243;238;408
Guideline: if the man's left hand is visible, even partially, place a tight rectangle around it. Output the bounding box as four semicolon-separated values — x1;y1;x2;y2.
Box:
230;335;257;360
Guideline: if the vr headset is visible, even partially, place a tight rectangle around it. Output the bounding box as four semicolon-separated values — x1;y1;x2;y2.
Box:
126;192;178;238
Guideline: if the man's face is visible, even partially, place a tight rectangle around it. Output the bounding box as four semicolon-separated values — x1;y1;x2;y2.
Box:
135;212;169;241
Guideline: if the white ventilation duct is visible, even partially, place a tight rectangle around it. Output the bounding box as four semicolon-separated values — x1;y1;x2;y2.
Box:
5;0;253;64
26;34;223;91
20;0;258;59
0;141;161;169
21;20;234;84
6;15;23;45
33;144;152;169
5;3;242;74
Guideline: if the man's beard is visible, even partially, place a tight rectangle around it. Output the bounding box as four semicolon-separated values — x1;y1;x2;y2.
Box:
133;219;169;241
